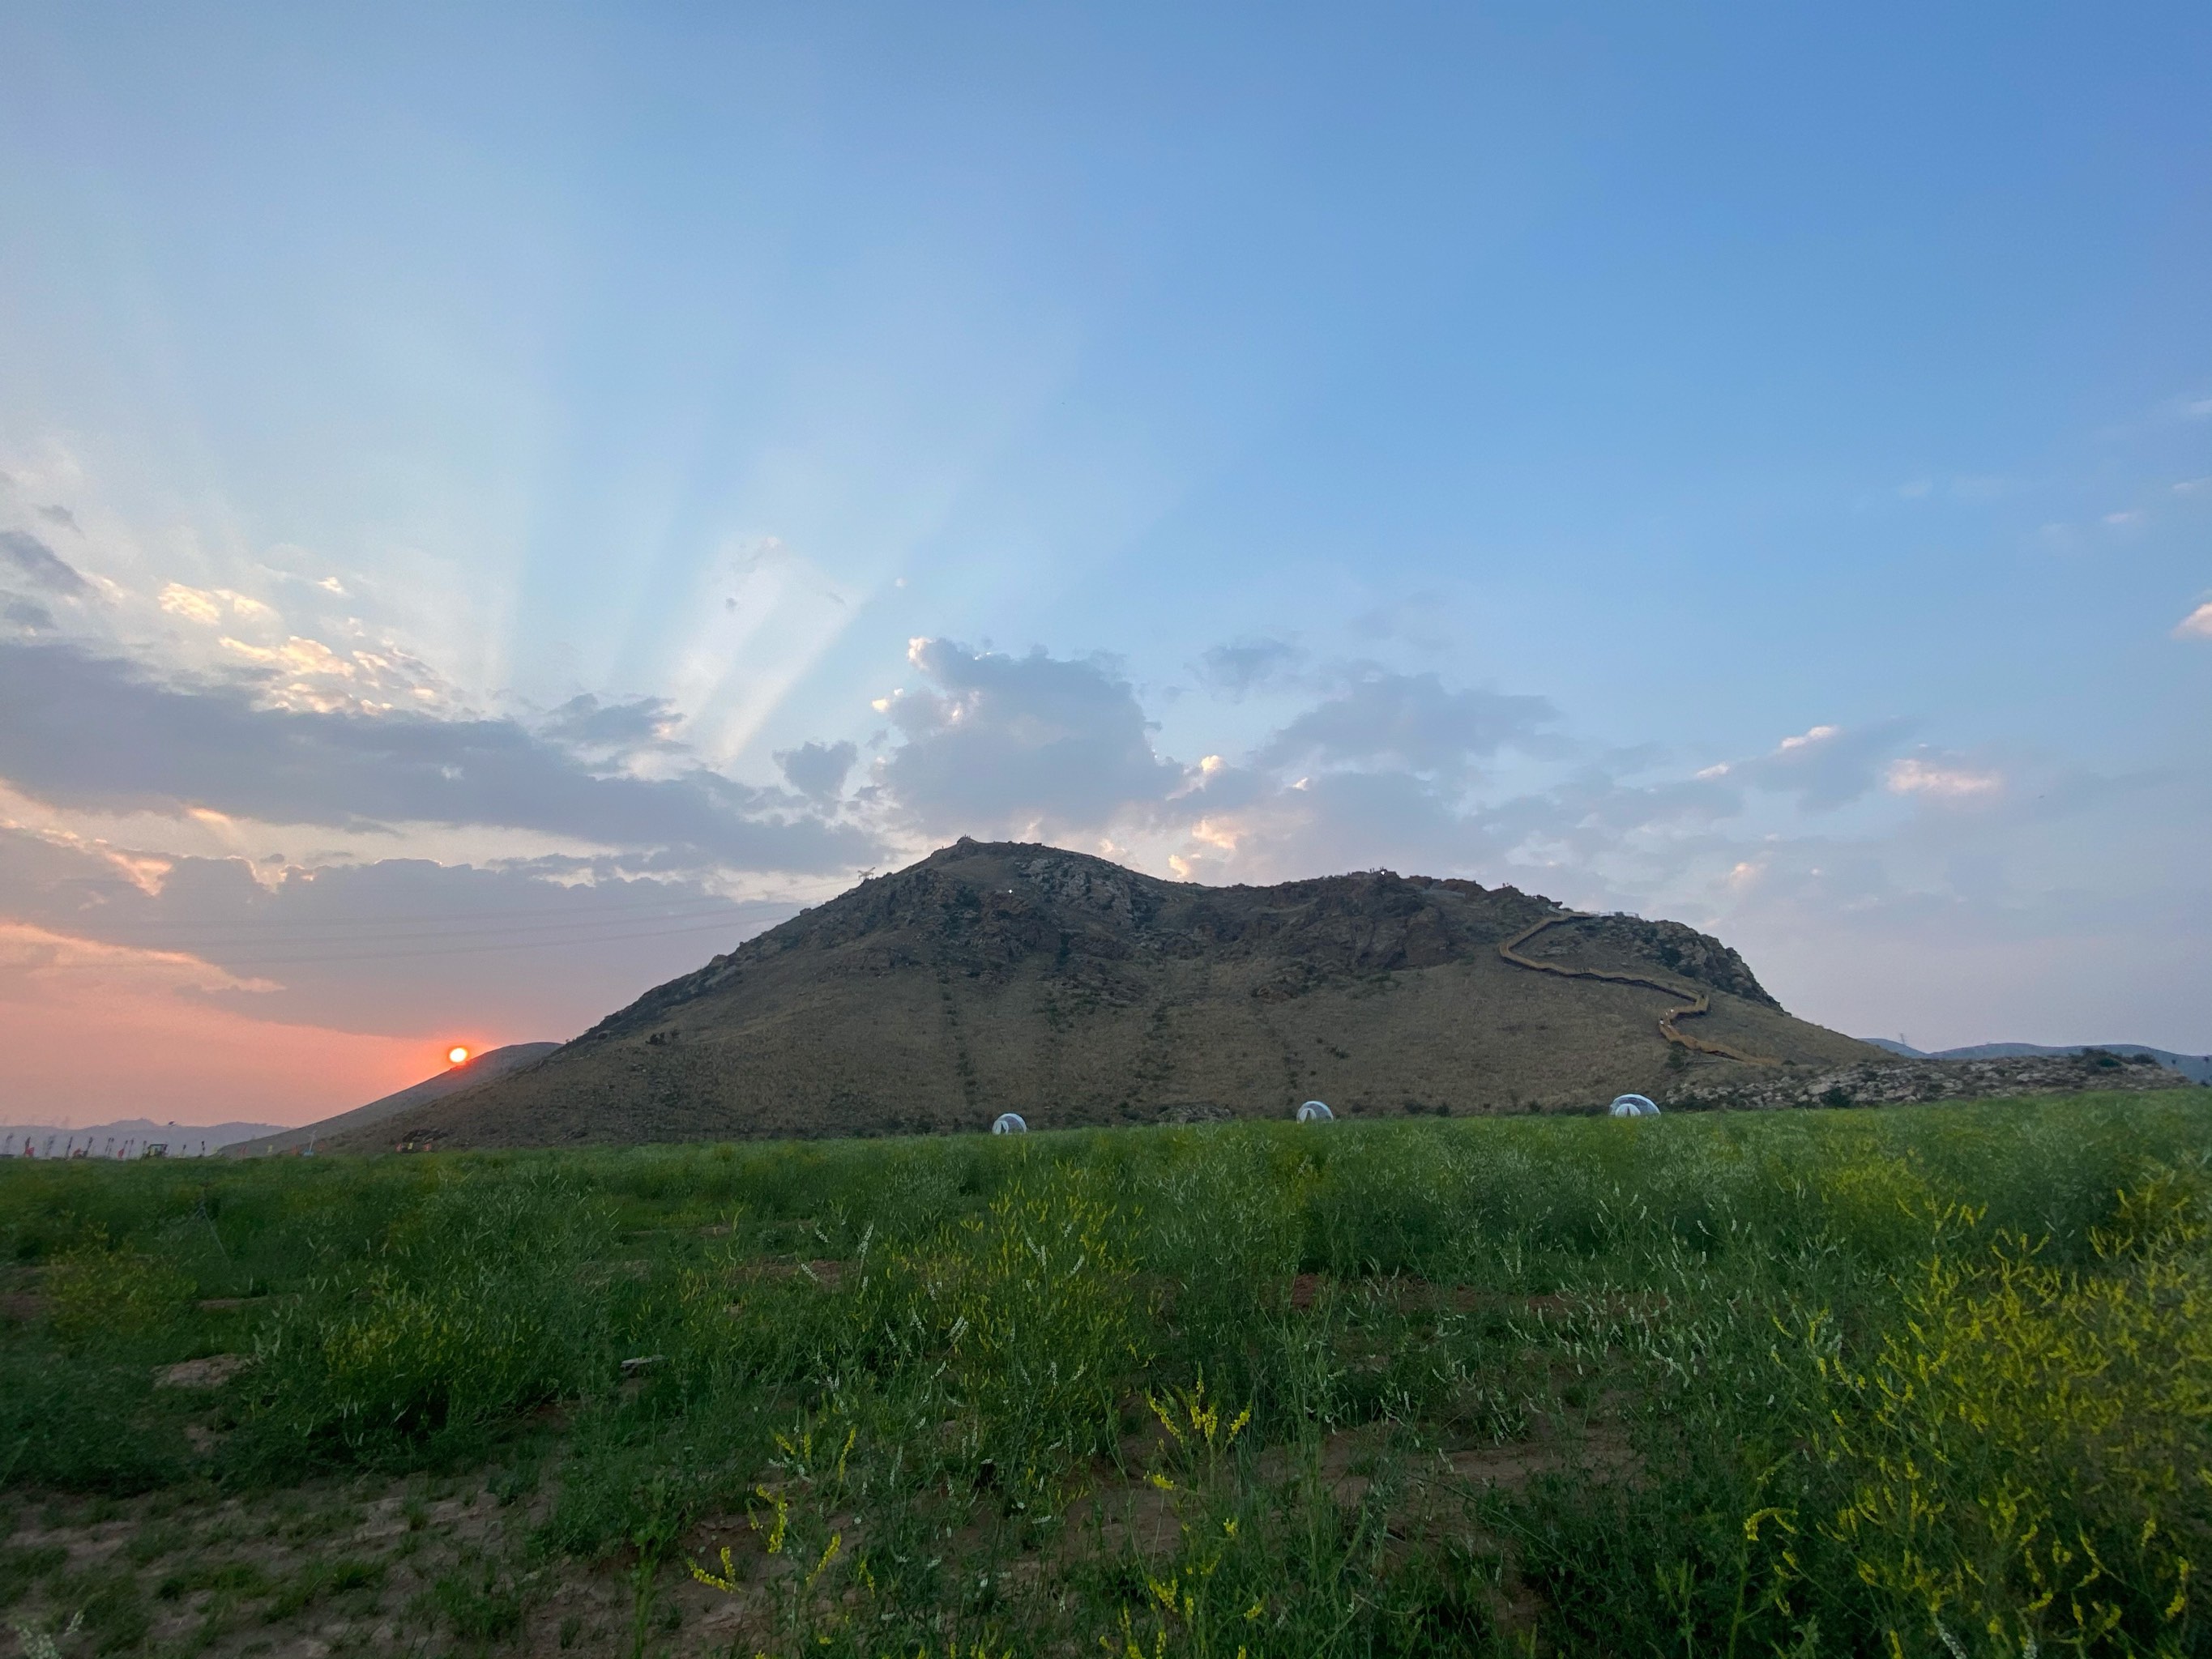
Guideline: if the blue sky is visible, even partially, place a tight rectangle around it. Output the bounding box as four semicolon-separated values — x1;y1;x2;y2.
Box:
1;2;2207;1123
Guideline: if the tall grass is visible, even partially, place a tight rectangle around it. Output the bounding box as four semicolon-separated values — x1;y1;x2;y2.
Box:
1;1090;2206;1654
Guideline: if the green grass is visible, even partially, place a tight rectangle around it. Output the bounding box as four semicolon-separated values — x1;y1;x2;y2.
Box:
2;1091;2209;1657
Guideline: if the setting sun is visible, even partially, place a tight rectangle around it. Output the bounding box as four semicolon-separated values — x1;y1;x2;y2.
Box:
446;1046;469;1065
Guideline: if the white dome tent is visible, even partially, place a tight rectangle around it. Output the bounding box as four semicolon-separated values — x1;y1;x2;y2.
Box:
1296;1100;1334;1123
991;1113;1028;1135
1608;1094;1660;1118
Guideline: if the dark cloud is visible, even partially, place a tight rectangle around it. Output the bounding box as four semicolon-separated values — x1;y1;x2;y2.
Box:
1255;670;1557;779
36;506;79;532
777;740;857;801
0;827;796;1038
1194;638;1306;697
540;693;685;757
0;642;875;873
0;531;93;597
877;639;1182;834
4;599;54;632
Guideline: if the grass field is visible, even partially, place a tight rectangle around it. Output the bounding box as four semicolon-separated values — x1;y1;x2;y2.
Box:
3;1092;2210;1658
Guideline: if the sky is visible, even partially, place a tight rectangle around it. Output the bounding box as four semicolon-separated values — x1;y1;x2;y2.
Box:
1;2;2208;1128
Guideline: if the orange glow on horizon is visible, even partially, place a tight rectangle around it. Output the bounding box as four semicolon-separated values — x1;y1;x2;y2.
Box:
446;1046;470;1065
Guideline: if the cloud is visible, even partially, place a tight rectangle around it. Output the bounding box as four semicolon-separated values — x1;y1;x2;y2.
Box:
1713;719;1915;810
777;740;857;801
540;693;686;758
0;642;874;873
0;530;92;597
0;825;799;1039
160;583;275;625
4;599;53;632
1253;668;1556;779
2175;602;2212;642
1347;592;1454;651
35;505;78;531
1194;638;1306;697
1885;757;2003;800
873;638;1183;835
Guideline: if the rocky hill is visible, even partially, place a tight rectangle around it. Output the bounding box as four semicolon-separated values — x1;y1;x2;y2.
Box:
224;1043;560;1157
334;840;1898;1149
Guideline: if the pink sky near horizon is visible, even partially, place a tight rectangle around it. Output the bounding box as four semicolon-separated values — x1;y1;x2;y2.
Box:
0;958;495;1129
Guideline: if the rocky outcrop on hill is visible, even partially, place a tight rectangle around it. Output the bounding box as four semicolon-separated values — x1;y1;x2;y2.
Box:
334;840;1888;1149
1662;1047;2193;1112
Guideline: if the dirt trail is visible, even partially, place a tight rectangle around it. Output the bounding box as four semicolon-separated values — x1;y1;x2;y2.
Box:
1497;913;1776;1065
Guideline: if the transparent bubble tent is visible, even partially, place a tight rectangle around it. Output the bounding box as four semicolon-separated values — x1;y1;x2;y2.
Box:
991;1113;1027;1134
1608;1094;1660;1118
1296;1100;1334;1123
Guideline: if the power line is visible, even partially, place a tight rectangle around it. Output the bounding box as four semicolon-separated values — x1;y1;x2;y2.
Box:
66;889;792;936
63;895;784;947
20;913;771;970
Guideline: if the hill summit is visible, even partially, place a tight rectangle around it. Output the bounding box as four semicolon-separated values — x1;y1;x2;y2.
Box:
337;839;1884;1149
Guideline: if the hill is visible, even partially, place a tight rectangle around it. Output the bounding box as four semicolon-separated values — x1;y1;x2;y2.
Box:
1864;1038;2212;1085
224;1043;559;1156
332;840;1894;1150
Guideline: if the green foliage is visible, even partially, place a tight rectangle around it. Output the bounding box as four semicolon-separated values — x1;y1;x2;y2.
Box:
1781;1169;2210;1653
0;1546;67;1610
3;1090;2210;1655
43;1243;194;1350
239;1168;613;1466
48;1567;149;1655
909;1162;1149;1473
429;1560;526;1640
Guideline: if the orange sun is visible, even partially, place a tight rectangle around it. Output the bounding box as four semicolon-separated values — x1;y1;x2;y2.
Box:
446;1046;470;1065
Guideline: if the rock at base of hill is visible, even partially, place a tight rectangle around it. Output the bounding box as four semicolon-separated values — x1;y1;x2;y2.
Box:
1662;1047;2194;1111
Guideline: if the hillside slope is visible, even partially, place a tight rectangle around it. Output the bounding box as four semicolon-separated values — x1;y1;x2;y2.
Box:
226;1043;560;1156
336;841;1884;1149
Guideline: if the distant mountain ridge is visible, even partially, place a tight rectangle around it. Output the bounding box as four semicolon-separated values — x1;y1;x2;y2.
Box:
1864;1038;2212;1085
224;1043;561;1156
1;1119;279;1158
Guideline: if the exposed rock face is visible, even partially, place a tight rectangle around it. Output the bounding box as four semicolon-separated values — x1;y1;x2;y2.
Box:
1663;1047;2193;1112
335;839;1887;1149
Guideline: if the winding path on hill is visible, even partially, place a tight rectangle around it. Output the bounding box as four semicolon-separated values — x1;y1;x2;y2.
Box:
1497;913;1778;1066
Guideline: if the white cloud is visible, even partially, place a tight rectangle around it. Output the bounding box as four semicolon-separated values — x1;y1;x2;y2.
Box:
160;584;276;625
1885;757;2002;800
2175;602;2212;642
